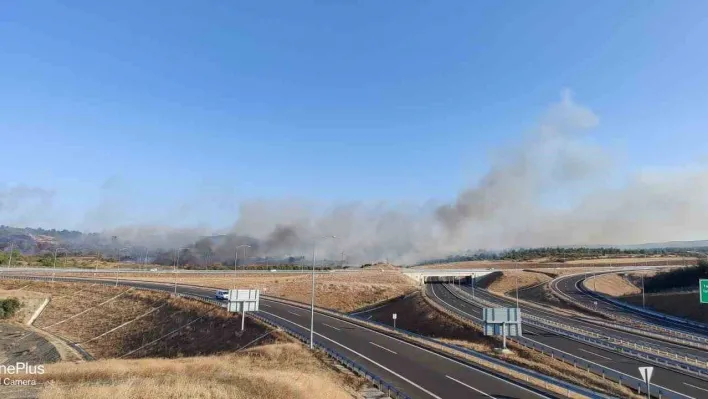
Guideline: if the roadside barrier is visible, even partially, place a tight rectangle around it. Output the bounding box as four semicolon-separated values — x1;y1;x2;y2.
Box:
439;284;696;399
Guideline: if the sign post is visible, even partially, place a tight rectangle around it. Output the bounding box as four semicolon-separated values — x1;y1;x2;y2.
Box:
227;289;260;331
639;366;654;399
392;313;397;329
700;280;708;304
483;307;522;353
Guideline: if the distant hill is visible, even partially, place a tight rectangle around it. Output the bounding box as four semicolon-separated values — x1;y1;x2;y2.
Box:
617;240;708;250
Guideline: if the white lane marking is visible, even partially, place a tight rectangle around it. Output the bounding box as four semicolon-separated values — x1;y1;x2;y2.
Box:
261;304;271;308
430;284;482;321
369;341;397;354
684;383;708;393
323;323;341;331
37;277;542;399
446;375;495;398
350;302;391;315
577;348;612;361
287;311;301;316
430;283;690;398
262;302;552;399
260;310;442;399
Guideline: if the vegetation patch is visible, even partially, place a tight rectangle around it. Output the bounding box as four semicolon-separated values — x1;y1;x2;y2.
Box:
0;297;21;319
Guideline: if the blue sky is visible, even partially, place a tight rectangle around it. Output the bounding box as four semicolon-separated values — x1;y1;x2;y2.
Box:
2;1;708;231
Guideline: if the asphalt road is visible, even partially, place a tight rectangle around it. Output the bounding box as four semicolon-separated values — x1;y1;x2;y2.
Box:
428;283;708;399
552;273;708;339
472;278;708;363
15;274;559;399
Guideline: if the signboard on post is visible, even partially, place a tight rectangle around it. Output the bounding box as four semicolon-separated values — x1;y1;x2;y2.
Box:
483;307;521;324
483;307;522;351
700;280;708;304
227;289;260;312
227;289;260;331
392;313;397;329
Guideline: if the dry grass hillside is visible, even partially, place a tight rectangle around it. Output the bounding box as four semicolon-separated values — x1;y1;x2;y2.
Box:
481;270;553;295
0;280;275;359
5;343;358;399
0;279;364;399
22;270;417;313
585;273;641;296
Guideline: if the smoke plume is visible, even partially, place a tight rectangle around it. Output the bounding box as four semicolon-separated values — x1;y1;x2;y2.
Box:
6;91;708;264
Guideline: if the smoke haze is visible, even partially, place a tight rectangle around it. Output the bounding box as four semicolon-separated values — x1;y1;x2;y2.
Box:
3;91;708;264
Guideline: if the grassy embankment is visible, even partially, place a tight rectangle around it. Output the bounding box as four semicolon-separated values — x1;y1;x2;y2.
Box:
0;279;362;398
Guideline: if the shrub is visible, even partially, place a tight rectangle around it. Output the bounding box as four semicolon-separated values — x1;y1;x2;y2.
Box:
0;298;21;319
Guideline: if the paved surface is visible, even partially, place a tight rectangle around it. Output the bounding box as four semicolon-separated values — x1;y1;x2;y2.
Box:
428;282;708;399
551;273;708;339
18;275;560;399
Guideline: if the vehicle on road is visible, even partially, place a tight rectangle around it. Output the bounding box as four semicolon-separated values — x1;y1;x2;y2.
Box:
215;290;229;300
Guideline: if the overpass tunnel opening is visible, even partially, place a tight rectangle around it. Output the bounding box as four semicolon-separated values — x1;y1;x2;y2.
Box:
423;275;472;285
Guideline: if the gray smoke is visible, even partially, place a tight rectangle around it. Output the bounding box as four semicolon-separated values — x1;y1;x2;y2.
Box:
6;90;708;264
0;185;56;227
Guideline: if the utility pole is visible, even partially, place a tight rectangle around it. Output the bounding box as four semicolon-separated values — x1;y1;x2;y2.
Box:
515;274;520;309
8;242;14;268
642;273;646;308
311;235;336;349
341;251;345;268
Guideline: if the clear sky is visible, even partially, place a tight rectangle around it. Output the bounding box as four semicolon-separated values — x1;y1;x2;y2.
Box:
2;1;708;231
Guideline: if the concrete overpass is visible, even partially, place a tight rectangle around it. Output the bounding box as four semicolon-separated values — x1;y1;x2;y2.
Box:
402;268;496;284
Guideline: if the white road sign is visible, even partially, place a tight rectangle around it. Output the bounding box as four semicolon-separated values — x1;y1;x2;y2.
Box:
227;289;260;313
392;313;397;320
639;366;654;384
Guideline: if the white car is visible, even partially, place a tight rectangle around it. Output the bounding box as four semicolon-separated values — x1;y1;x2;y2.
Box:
215;290;229;300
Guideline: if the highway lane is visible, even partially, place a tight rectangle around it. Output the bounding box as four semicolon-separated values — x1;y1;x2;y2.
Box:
428;283;708;399
15;275;558;399
460;280;708;364
553;273;708;340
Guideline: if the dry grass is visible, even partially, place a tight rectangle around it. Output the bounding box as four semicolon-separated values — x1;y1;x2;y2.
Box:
25;270;417;313
441;339;642;399
482;271;553;295
1;343;357;399
0;289;49;324
587;274;641;296
0;281;278;359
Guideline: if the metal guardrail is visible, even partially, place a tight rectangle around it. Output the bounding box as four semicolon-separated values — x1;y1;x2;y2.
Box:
0;274;411;399
549;275;708;351
247;311;412;399
580;275;708;338
493;279;708;353
453;285;708;377
260;297;614;399
440;284;694;399
0;274;615;398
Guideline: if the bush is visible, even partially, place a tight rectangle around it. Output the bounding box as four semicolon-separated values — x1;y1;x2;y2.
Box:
645;260;708;292
0;298;21;319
